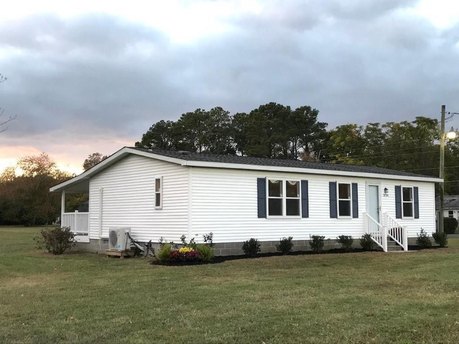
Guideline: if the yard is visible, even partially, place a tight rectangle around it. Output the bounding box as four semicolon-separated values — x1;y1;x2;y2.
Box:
1;227;458;344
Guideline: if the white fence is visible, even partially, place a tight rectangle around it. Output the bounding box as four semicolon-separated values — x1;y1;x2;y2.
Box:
62;211;89;242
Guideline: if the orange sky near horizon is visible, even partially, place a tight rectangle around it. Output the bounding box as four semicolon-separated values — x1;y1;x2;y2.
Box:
0;138;132;176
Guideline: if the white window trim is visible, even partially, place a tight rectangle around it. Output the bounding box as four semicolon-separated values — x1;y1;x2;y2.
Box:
337;182;352;218
402;186;414;219
155;176;163;210
266;179;301;218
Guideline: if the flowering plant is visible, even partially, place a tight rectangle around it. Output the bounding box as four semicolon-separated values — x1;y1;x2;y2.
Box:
155;235;214;265
169;247;201;263
178;246;194;254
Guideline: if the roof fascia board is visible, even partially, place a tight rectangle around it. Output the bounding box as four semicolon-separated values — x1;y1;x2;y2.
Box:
182;160;442;183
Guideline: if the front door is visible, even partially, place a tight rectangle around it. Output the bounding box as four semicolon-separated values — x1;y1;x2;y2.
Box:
368;185;380;224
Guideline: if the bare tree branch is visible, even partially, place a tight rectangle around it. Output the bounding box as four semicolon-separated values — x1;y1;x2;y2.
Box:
0;74;17;133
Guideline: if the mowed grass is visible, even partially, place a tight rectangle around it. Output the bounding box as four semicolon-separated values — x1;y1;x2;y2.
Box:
1;227;459;344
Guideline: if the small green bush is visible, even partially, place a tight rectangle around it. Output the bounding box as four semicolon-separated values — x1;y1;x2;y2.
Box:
309;235;325;253
156;243;173;262
360;234;375;251
276;236;294;254
337;235;354;251
416;229;432;249
432;232;448;248
35;227;76;255
242;238;260;257
196;244;214;262
443;217;458;234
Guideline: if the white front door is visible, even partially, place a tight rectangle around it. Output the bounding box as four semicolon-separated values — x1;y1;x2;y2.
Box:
368;185;380;223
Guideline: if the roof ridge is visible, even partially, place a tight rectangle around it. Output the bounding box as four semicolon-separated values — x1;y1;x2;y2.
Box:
129;147;434;179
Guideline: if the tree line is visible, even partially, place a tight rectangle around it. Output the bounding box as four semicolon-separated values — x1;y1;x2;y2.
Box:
136;102;458;192
2;102;459;226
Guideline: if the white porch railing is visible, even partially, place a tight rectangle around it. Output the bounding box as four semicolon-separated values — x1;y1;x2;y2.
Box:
363;212;387;252
382;213;408;251
363;212;408;252
62;211;89;243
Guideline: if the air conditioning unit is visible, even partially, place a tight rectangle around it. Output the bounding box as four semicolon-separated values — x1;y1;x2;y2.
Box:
108;228;131;251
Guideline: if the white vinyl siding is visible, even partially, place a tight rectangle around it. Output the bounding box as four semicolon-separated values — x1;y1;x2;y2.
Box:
88;155;188;242
189;167;436;243
381;181;435;238
83;154;436;244
190;168;366;243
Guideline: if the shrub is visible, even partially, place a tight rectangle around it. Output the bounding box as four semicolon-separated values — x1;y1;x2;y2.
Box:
276;236;294;254
443;217;458;234
35;227;76;255
156;243;173;262
337;235;354;251
432;232;448;248
242;238;260;257
309;235;325;253
416;229;432;249
196;244;214;262
360;234;375;251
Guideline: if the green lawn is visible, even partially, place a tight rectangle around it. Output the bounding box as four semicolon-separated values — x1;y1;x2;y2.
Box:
1;227;458;344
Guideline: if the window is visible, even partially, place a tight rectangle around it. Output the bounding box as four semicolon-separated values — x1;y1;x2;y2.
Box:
449;211;454;218
155;177;162;209
268;179;300;216
286;181;300;216
337;183;351;217
402;187;413;217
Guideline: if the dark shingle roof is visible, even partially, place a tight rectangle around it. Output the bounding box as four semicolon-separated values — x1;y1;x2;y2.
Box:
436;195;459;210
131;147;435;179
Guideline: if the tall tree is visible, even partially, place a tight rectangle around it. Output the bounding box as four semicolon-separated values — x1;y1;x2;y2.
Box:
232;112;249;156
326;124;366;164
83;152;107;171
135;120;178;150
290;106;327;160
0;154;70;225
244;102;291;158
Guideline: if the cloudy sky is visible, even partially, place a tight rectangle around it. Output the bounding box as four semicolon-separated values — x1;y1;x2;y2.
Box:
1;0;459;174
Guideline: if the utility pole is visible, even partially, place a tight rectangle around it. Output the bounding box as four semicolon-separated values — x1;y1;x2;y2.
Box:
439;105;446;234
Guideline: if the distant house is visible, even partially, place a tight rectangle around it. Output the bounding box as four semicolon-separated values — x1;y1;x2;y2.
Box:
50;147;440;255
437;195;459;222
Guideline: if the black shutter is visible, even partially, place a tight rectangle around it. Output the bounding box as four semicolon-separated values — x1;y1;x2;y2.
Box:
329;182;337;218
301;180;309;218
395;185;402;219
352;183;359;218
257;178;267;218
414;186;419;219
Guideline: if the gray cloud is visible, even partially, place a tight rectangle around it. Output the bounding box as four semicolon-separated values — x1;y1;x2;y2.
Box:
0;0;459;167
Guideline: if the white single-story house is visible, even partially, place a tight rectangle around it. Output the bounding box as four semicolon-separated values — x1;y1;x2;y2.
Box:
50;147;440;255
